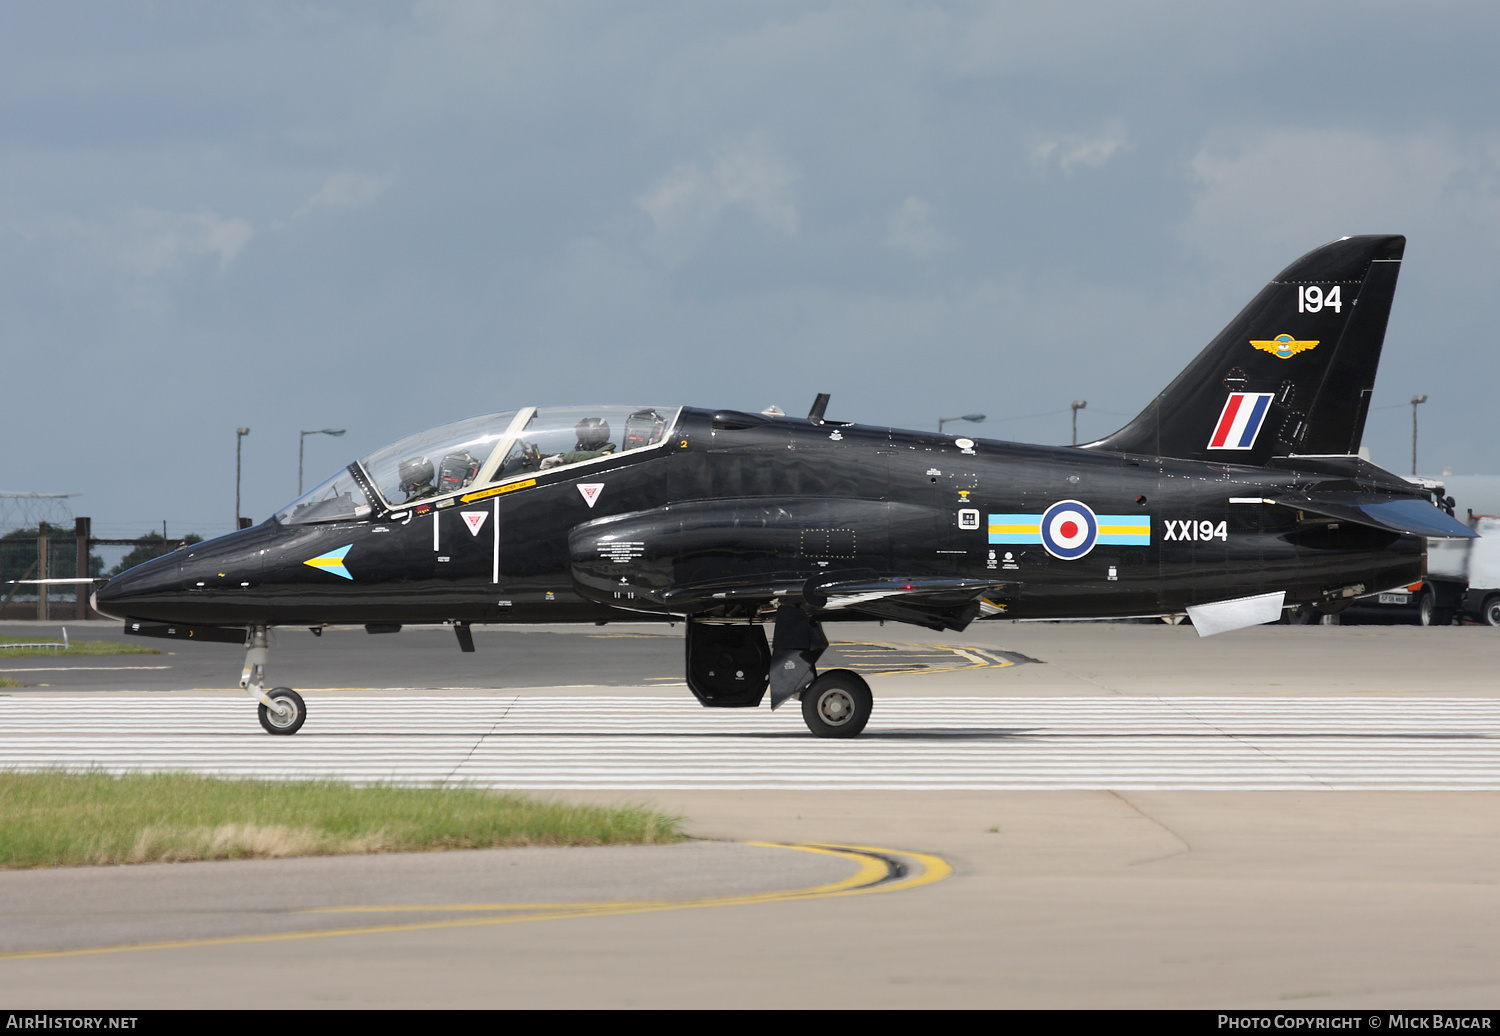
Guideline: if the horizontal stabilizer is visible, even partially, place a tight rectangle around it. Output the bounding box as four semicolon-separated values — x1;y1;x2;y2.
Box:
1249;495;1476;539
1186;591;1286;637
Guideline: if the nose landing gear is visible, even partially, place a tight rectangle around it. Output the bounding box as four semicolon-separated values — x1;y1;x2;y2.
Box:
241;625;307;735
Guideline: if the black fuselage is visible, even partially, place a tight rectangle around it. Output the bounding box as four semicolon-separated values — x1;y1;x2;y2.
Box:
96;407;1423;629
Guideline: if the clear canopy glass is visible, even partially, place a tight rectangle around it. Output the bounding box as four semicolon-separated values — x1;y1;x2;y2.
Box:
493;406;676;480
360;410;522;508
273;406;679;523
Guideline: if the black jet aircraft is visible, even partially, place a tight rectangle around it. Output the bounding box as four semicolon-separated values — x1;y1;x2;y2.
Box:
96;234;1473;738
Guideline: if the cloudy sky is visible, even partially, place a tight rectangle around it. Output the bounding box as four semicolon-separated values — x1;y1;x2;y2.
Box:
2;1;1497;537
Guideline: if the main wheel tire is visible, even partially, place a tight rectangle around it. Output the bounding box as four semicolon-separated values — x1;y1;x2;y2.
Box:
1418;591;1436;627
801;669;872;739
258;687;306;736
1486;597;1500;628
1289;604;1317;625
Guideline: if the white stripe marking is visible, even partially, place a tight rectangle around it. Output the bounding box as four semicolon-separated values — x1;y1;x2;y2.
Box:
2;696;1498;791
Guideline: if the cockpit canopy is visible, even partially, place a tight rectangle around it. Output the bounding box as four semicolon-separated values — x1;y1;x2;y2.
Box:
274;405;679;525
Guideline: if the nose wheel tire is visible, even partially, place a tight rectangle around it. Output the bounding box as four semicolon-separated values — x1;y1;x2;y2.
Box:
258;687;307;736
801;669;873;738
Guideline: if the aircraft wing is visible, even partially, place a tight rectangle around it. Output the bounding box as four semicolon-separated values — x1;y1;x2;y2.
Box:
1236;494;1476;539
660;574;1013;630
812;575;1015;631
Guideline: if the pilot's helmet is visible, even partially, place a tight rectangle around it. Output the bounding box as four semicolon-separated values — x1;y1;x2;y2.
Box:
574;417;611;452
398;456;434;493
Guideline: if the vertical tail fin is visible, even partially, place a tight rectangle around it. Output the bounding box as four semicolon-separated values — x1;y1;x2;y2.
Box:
1086;235;1405;463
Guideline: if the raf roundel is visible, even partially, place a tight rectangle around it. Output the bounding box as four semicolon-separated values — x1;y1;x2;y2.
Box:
1039;500;1099;560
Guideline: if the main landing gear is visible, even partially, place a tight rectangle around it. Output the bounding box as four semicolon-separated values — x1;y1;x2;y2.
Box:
241;625;307;736
800;668;873;739
683;610;875;738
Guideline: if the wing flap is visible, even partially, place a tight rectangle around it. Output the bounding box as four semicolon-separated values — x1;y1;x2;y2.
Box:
656;573;1014;630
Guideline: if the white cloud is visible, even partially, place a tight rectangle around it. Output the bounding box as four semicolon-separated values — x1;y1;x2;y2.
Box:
638;134;798;243
293;173;391;219
1180;127;1500;278
1031;123;1129;175
884;196;954;259
66;207;255;277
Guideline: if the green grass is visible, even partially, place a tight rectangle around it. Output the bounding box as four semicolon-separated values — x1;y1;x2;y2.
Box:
0;637;162;658
0;772;683;868
0;678;20;688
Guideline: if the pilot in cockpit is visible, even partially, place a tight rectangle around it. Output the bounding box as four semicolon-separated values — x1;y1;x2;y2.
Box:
540;417;617;469
398;449;481;502
397;456;437;502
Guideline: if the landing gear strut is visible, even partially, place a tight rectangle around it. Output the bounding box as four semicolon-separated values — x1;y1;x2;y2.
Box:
241;625;307;736
768;607;875;738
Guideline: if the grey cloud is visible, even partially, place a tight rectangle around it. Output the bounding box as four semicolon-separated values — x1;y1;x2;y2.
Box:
2;1;1500;533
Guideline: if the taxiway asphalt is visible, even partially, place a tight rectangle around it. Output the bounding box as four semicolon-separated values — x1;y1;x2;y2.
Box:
1;620;1498;1008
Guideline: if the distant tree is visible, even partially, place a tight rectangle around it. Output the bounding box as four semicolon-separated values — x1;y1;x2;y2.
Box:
109;532;203;576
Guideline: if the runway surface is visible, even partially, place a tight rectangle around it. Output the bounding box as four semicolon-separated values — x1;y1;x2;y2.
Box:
4;621;1500;1008
6;694;1499;790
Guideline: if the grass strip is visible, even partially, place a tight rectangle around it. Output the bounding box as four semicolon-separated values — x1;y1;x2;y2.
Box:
0;771;683;868
0;637;162;658
0;678;20;688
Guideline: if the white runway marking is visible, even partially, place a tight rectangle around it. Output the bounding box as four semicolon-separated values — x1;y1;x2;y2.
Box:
2;696;1498;790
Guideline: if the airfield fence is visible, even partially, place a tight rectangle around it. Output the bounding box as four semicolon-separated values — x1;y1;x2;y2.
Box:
0;518;191;620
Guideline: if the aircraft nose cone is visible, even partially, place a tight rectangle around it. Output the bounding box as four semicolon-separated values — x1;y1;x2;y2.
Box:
92;554;182;619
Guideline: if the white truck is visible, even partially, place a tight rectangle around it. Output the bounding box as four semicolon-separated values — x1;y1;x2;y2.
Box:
1429;515;1500;626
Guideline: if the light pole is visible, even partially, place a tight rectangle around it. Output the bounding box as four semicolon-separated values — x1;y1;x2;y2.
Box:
938;413;986;435
299;428;347;495
235;427;250;527
1411;395;1427;476
1070;400;1088;446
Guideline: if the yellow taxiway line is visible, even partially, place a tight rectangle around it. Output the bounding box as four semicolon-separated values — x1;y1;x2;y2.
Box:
0;842;952;962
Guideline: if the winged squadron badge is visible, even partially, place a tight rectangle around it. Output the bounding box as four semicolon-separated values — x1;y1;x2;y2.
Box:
1250;333;1318;359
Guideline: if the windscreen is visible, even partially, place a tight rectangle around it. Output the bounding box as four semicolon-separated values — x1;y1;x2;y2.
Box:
274;467;372;525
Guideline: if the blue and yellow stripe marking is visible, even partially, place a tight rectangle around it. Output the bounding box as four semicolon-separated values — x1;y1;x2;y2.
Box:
988;514;1150;546
304;544;354;580
987;514;1042;544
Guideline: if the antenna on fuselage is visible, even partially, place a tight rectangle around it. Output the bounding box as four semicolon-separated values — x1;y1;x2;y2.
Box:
807;393;831;425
